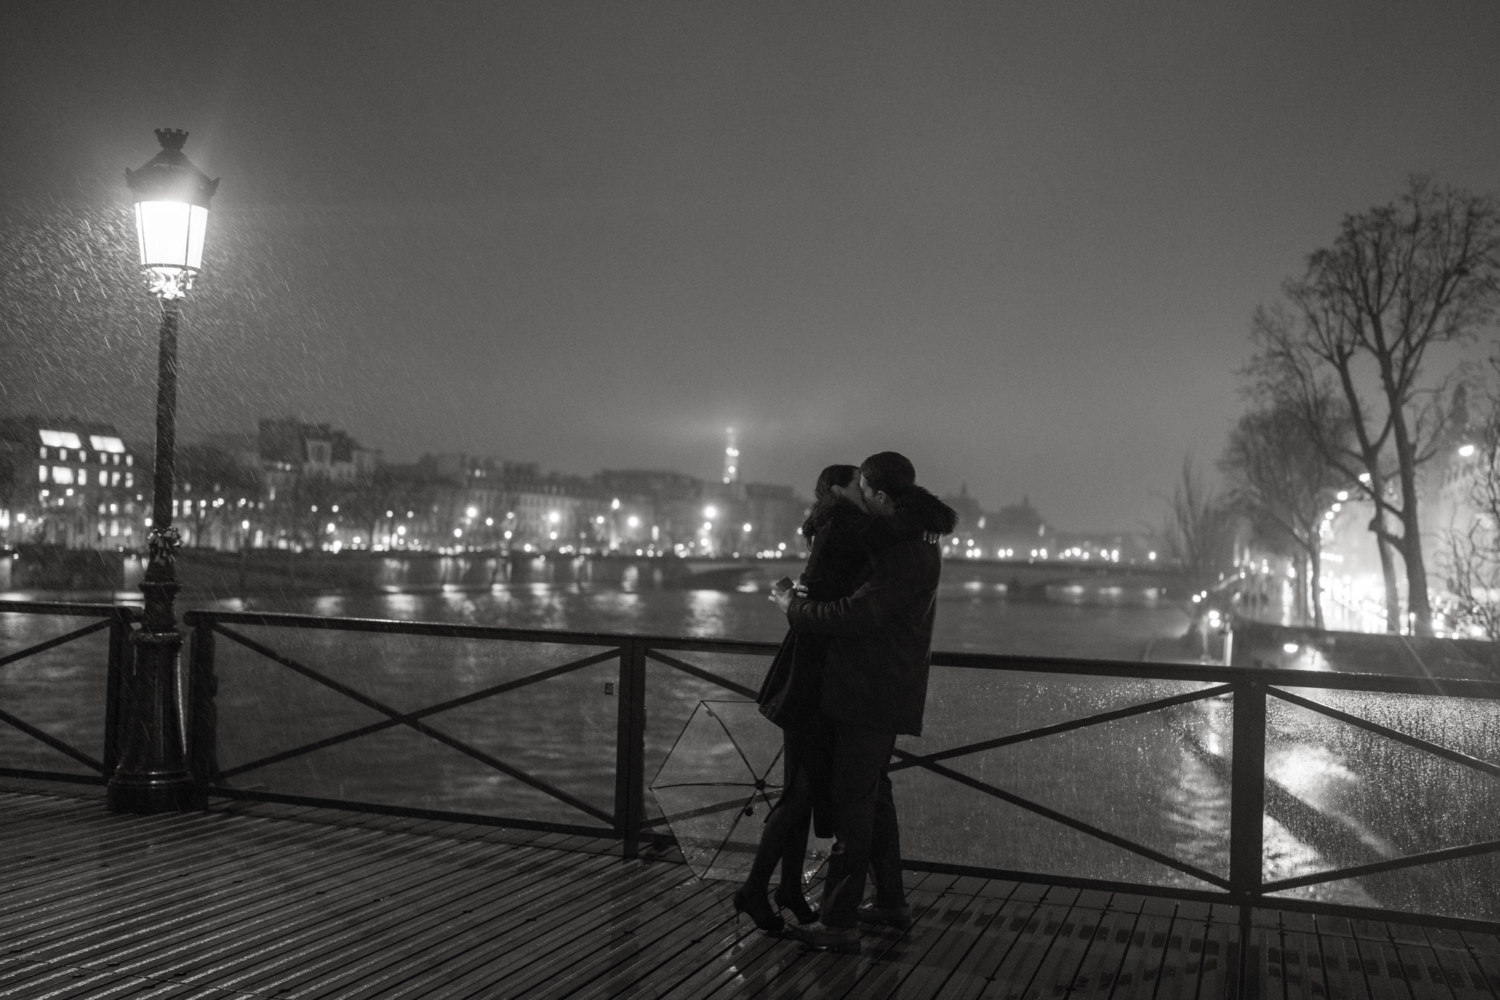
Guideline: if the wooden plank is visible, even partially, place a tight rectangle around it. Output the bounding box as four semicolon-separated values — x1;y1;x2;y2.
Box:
569;881;763;1000
1460;932;1500;998
928;881;1056;1000
1099;895;1175;1000
257;853;682;998
1425;926;1495;1000
0;818;388;972
240;847;635;999
1353;919;1415;1000
877;880;1024;1000
299;850;649;994
1195;903;1238;1000
465;875;731;999
10;827;536;999
35;849;613;1000
408;863;712;999
959;885;1083;1000
1314;916;1372;1000
310;860;705;998
798;875;1004;1000
722;872;959;999
0;808;371;928
21;821;565;989
140;838;629;996
0;809;229;897
1388;921;1460;1000
1;812;433;953
645;897;802;1000
1063;892;1147;997
1280;916;1326;1000
1010;888;1112;1000
1158;899;1215;1000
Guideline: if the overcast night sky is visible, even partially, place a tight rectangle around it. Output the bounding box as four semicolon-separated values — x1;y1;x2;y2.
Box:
2;2;1497;532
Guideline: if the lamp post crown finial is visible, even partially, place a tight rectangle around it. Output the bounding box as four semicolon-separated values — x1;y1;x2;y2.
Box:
155;128;189;151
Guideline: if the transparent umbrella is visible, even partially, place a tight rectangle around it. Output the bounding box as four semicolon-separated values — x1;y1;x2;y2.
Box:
650;700;830;881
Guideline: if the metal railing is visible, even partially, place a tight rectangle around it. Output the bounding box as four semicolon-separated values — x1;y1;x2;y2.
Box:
5;601;1500;936
0;601;135;784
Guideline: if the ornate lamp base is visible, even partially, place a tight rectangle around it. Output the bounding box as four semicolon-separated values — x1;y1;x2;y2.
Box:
106;622;199;814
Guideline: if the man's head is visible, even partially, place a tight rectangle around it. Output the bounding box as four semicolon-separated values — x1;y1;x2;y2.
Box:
858;451;915;518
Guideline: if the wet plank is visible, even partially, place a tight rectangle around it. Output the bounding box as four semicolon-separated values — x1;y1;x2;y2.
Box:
5;788;1499;1000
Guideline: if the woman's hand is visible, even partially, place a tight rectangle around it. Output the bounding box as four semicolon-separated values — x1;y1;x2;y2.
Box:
768;582;806;612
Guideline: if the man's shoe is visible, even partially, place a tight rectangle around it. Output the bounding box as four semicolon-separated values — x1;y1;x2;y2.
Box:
785;921;861;953
856;902;914;929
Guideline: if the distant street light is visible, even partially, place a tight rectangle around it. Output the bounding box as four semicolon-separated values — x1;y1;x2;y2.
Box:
110;129;218;814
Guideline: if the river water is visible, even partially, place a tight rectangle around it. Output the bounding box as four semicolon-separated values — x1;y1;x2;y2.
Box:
4;582;1499;922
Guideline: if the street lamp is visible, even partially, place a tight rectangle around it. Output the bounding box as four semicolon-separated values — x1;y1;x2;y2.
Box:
109;129;219;814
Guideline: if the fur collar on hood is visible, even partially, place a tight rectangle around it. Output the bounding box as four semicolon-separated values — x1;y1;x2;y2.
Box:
864;485;958;551
891;485;959;536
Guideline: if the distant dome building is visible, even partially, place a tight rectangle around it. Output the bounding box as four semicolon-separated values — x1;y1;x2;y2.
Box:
938;485;1052;559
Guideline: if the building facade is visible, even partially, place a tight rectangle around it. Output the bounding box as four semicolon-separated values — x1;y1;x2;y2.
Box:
0;416;145;549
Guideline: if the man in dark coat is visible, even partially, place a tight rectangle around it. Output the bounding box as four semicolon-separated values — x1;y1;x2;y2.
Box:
771;451;956;950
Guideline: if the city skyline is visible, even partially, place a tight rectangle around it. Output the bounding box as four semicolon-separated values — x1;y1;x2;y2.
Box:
3;3;1498;532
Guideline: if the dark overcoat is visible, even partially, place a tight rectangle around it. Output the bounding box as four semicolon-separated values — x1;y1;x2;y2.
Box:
757;497;873;730
784;487;957;737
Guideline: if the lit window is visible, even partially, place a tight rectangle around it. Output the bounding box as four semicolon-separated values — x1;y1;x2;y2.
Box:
38;466;48;482
39;446;47;459
125;455;133;466
89;435;125;453
78;469;87;485
39;430;81;449
51;467;73;485
125;473;133;487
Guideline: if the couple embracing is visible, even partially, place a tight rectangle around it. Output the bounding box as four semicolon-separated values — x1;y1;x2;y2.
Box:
737;451;957;953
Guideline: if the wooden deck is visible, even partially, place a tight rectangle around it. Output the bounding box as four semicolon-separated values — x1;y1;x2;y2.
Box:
4;786;1500;999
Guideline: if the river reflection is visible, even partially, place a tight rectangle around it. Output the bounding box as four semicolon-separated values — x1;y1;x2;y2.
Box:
4;583;1498;922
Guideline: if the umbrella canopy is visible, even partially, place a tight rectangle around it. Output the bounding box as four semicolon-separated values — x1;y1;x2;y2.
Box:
650;700;830;881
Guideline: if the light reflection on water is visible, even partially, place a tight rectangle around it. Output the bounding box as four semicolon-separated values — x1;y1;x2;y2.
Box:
4;584;1498;920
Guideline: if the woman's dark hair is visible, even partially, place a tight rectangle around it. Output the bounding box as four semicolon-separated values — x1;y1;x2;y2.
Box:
803;464;860;539
813;464;859;501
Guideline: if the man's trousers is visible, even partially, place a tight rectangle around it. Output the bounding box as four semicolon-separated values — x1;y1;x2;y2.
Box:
817;716;904;929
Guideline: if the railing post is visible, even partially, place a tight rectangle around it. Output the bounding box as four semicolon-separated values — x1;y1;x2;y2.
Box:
1229;678;1266;896
102;608;132;780
613;638;648;859
185;611;218;805
1229;678;1266;997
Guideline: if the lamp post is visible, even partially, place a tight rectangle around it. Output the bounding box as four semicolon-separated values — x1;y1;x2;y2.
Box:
108;129;219;813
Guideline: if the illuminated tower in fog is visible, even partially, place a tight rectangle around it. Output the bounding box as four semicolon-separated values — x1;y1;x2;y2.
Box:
722;428;739;484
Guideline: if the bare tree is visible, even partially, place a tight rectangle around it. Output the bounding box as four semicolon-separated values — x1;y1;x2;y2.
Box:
1442;386;1500;638
1163;455;1239;609
1220;401;1349;630
1249;177;1500;635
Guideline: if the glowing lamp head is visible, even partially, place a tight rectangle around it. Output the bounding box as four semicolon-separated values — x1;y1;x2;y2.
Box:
125;129;219;300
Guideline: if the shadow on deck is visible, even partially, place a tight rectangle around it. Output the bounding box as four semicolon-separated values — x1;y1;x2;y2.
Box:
5;783;1500;999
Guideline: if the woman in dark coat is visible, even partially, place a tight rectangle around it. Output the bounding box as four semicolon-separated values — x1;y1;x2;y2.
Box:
734;464;874;932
